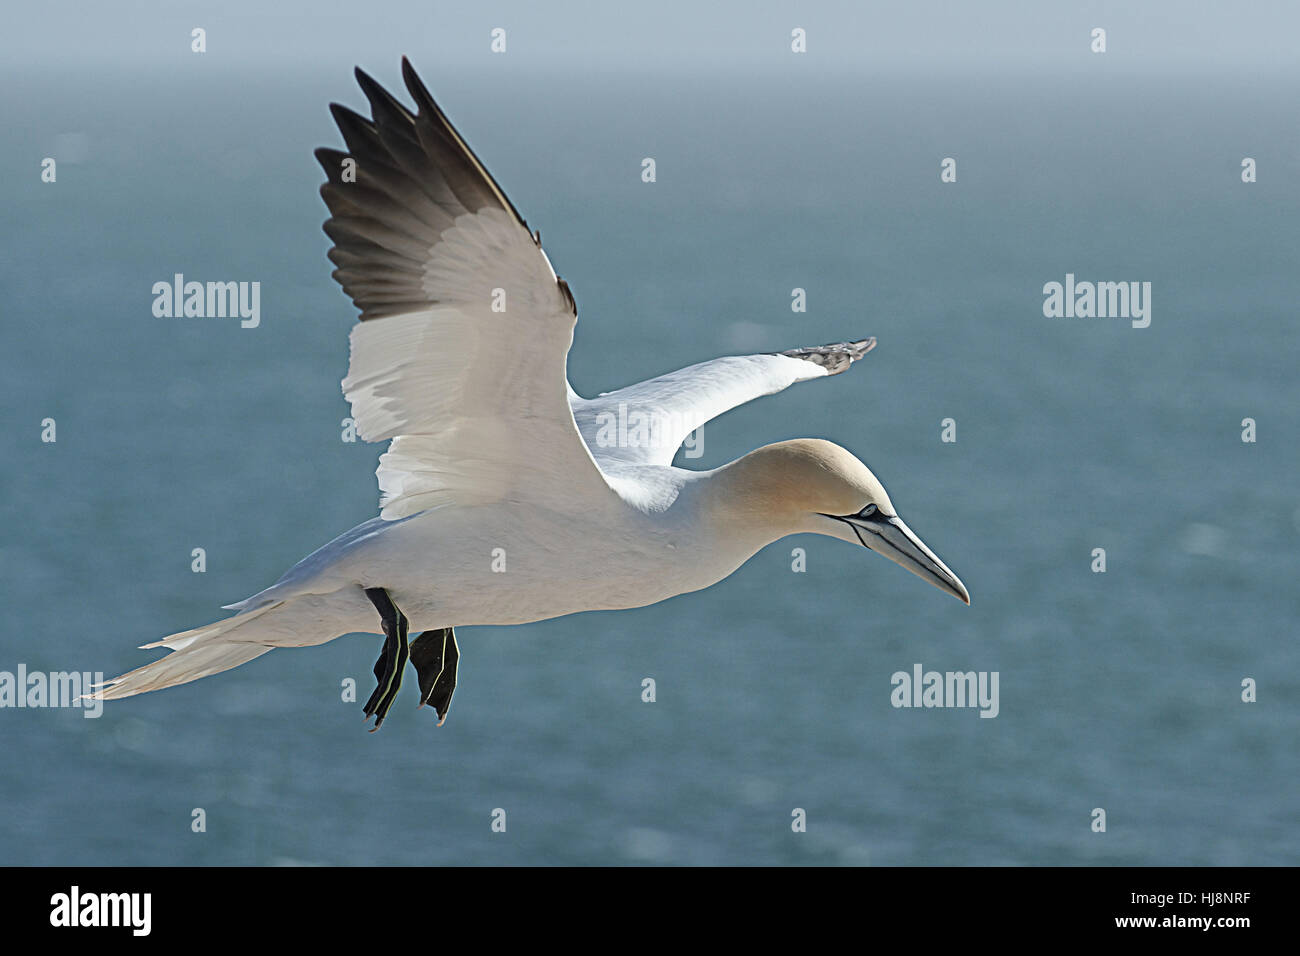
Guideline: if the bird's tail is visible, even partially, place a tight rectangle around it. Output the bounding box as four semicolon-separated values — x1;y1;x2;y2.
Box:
87;602;284;701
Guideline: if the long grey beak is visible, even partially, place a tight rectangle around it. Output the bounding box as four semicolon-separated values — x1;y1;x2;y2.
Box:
840;510;970;605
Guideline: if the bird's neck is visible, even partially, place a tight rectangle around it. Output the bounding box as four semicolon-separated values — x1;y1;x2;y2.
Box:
694;450;812;548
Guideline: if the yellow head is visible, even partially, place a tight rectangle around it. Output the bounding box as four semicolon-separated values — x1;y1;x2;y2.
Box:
714;439;969;604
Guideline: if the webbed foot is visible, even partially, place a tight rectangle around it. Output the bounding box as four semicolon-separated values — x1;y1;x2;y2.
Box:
363;587;409;731
410;627;459;725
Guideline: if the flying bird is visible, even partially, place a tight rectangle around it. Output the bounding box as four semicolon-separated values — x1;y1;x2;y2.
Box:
90;59;969;728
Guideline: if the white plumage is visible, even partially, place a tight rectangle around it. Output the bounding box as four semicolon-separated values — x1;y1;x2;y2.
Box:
89;60;968;722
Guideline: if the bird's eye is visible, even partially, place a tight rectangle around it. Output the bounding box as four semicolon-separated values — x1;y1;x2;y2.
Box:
860;503;878;517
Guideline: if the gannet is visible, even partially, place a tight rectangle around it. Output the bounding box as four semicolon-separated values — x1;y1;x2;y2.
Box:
90;59;969;728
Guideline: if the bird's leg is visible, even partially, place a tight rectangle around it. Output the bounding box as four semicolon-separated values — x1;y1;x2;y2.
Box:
363;587;409;731
409;627;459;726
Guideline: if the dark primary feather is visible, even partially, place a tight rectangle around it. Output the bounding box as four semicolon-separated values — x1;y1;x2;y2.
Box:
315;57;549;321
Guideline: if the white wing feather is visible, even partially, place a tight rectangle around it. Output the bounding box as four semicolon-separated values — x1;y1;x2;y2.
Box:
572;340;876;468
319;63;611;518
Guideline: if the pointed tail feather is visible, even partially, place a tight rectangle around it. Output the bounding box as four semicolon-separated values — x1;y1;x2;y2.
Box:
138;601;282;651
88;640;274;701
88;602;286;701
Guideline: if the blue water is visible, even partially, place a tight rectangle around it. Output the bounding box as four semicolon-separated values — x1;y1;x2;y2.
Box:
2;63;1297;865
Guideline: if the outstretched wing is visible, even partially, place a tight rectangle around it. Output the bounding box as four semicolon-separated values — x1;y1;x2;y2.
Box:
572;338;876;468
316;58;611;518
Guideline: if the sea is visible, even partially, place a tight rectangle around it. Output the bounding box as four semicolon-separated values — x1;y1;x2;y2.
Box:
2;56;1297;865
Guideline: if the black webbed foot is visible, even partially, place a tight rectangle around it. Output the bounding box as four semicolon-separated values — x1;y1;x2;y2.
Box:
410;627;459;725
363;587;409;731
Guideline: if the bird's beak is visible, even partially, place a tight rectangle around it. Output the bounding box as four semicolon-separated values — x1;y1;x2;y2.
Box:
837;510;970;605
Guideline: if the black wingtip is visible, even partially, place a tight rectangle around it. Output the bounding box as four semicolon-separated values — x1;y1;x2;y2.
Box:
313;146;346;180
354;66;381;95
329;102;379;145
354;65;416;126
353;66;384;103
400;56;436;114
328;101;367;125
352;67;380;107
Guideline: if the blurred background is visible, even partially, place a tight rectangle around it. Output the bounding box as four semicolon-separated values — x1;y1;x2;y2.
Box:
1;1;1297;865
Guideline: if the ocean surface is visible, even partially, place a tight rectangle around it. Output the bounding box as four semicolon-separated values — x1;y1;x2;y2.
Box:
2;63;1297;865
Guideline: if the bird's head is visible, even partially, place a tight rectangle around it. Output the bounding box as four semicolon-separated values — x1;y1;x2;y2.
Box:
717;438;970;604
